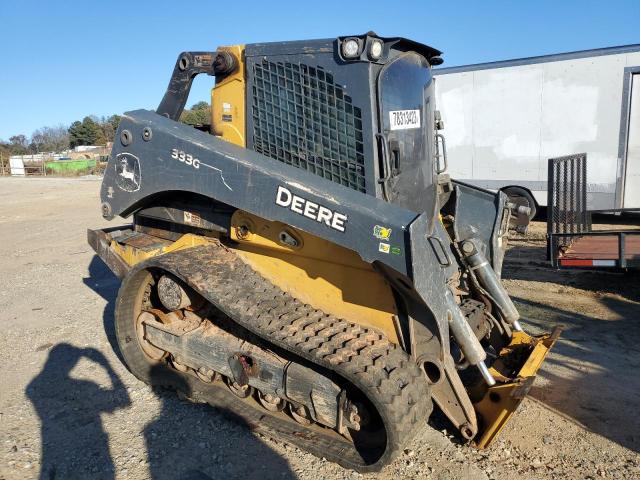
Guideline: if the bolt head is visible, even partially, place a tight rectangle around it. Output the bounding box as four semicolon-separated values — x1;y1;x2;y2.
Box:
101;202;112;218
461;241;475;254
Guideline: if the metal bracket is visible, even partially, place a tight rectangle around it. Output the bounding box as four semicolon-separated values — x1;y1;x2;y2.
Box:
156;51;218;121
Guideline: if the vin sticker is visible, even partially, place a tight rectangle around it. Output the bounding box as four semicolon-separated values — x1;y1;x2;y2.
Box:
389;109;420;130
184;211;202;227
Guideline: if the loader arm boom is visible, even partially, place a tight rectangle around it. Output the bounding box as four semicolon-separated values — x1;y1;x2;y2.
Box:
156;51;218;121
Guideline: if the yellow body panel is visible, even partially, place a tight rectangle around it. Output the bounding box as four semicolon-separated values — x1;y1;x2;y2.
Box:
211;45;246;147
473;326;562;448
207;46;399;342
107;211;400;343
230;211;400;343
111;233;214;267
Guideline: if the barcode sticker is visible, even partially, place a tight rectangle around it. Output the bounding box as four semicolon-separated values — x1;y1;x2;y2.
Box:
389;109;421;130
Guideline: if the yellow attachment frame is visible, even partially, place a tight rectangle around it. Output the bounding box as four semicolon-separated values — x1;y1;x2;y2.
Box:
211;45;246;147
109;233;214;267
473;326;562;448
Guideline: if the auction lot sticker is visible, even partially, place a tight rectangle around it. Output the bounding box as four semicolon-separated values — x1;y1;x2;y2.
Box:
389;109;421;130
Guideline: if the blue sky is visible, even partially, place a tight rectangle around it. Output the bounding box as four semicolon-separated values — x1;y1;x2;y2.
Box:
0;0;638;140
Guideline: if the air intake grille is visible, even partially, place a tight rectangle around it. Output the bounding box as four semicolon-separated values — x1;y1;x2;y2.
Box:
251;60;366;192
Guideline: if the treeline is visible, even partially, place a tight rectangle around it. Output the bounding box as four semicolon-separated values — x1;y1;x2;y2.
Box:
0;102;211;159
0;115;121;158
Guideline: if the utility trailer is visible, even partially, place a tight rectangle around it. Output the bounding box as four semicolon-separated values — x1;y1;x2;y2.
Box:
434;45;640;216
547;154;640;270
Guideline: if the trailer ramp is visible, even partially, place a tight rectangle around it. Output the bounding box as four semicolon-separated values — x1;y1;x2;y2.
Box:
547;154;640;270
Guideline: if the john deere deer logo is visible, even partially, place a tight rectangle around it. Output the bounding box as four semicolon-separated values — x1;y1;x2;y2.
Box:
114;153;141;192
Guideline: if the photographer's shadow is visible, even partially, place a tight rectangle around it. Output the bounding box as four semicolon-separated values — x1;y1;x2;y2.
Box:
144;365;298;480
26;343;131;480
81;253;298;479
82;255;122;362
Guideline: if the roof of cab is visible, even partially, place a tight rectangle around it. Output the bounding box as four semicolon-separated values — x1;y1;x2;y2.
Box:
245;34;442;60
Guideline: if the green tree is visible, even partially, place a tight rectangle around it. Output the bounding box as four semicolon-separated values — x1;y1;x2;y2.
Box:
68;121;83;148
99;115;121;144
180;101;211;126
68;116;105;148
191;101;209;111
3;112;123;160
88;116;107;145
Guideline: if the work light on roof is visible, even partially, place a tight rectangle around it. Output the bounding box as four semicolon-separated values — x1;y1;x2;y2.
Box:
369;39;383;60
341;38;360;58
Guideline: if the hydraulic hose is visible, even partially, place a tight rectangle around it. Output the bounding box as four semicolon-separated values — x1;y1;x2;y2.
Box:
448;300;496;386
460;240;523;332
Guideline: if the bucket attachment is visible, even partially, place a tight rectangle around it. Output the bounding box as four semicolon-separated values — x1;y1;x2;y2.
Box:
473;326;562;448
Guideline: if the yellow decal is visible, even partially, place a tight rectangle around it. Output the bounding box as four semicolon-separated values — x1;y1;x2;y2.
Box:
373;225;392;240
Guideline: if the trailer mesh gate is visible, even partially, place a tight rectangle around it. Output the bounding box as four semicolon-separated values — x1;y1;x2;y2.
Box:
546;153;591;265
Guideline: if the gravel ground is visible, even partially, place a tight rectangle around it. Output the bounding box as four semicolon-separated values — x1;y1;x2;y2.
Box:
0;177;638;480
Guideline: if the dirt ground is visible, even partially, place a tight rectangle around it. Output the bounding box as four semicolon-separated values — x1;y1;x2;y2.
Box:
0;176;638;480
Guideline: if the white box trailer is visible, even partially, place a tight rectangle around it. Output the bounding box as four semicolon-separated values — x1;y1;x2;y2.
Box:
434;44;640;214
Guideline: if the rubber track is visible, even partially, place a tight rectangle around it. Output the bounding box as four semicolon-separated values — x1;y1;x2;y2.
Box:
134;242;432;471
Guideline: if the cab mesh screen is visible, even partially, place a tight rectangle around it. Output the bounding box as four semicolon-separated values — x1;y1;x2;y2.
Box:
251;60;366;192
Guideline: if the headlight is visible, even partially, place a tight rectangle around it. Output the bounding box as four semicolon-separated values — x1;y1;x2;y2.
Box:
341;38;360;59
369;39;383;60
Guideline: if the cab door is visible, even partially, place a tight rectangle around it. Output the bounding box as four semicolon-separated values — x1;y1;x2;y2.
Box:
378;52;437;217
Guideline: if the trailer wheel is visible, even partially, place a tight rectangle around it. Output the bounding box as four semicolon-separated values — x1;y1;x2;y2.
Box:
502;186;537;220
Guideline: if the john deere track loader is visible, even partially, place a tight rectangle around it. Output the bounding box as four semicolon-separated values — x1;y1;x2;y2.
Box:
88;34;559;471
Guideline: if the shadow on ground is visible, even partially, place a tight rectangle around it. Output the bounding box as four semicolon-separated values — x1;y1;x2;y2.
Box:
504;259;640;302
504;240;640;453
83;255;122;363
142;366;298;480
518;294;640;453
503;245;548;265
26;343;131;480
23;254;297;479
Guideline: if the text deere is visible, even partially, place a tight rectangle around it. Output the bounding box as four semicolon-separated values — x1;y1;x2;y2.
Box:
275;186;347;232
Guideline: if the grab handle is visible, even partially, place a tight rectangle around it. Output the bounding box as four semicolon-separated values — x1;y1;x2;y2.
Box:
435;133;448;174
